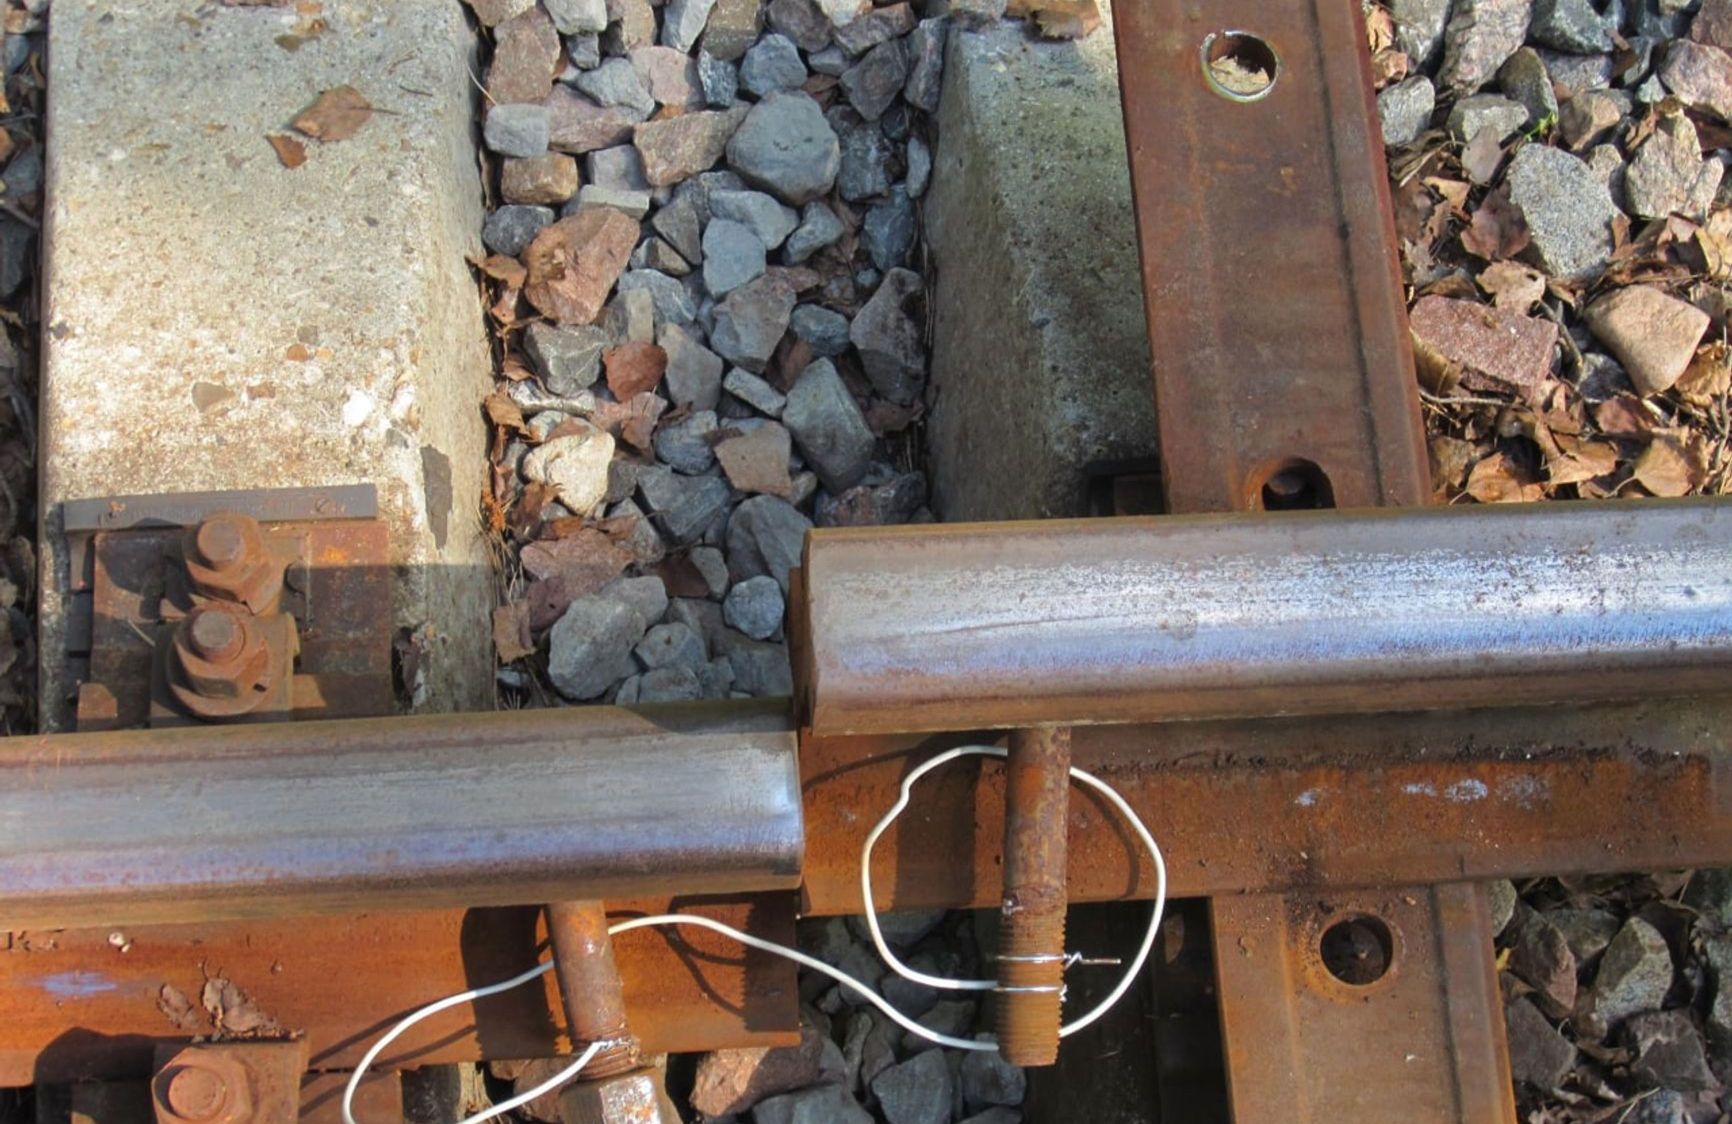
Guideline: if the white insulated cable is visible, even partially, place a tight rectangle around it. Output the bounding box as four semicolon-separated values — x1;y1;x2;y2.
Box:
342;746;1168;1124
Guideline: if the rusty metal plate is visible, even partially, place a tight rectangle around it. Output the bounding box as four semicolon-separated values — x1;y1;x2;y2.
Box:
1113;0;1429;513
63;485;391;730
300;1070;401;1124
0;895;798;1087
1210;885;1515;1123
797;696;1732;911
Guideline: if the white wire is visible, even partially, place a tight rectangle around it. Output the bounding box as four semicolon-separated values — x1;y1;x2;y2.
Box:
860;746;1167;1038
343;745;1168;1123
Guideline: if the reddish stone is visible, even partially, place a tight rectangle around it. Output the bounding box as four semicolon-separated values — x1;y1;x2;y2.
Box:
690;1023;835;1117
634;106;750;187
519;528;632;584
1409;295;1558;398
488;7;561;105
1584;284;1712;396
523;207;640;325
589;391;669;452
500;153;580;205
1659;40;1732;122
603;340;668;398
1695;0;1732;51
629;46;706;108
464;0;535;27
546;87;639;154
715;423;793;497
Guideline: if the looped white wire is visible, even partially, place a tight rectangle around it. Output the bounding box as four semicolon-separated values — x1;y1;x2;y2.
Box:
343;745;1168;1123
859;745;1167;1039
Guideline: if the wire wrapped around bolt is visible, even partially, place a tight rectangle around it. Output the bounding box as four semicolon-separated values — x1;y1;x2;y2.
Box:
341;746;1168;1124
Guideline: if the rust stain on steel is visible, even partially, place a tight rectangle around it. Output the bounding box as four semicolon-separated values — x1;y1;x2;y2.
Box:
0;702;803;929
1114;0;1428;512
1111;0;1489;1115
799;500;1732;737
152;1040;307;1124
182;513;284;614
796;697;1732;915
547;901;639;1079
995;727;1072;1068
1210;886;1512;1123
76;507;392;730
0;896;798;1087
300;1070;401;1124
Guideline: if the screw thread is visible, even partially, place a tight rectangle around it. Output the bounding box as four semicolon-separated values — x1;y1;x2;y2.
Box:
994;906;1066;1066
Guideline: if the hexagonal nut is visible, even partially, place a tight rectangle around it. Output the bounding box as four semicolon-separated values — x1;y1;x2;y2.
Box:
153;1048;253;1124
556;1070;676;1124
183;513;284;613
171;610;273;701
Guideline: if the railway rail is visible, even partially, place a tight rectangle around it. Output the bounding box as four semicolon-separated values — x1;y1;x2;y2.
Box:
9;1;1731;1122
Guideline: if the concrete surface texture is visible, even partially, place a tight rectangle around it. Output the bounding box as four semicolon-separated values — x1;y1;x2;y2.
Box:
924;4;1156;522
40;0;495;726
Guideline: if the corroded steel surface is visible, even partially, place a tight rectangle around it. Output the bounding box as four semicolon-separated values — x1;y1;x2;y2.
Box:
995;727;1072;1067
0;895;798;1087
800;500;1732;737
0;702;802;928
1114;0;1427;513
547;901;639;1078
1211;885;1513;1122
65;486;392;731
798;698;1732;911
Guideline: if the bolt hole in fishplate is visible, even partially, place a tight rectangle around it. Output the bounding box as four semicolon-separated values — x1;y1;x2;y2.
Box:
60;485;393;730
1249;457;1336;511
1201;31;1280;102
1320;914;1397;987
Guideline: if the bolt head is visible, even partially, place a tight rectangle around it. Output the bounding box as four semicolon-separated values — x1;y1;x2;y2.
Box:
166;1065;228;1120
154;1051;251;1124
186;607;244;662
194;516;251;571
558;1070;675;1124
182;513;283;614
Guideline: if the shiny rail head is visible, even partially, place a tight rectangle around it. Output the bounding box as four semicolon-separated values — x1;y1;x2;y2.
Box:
0;701;804;929
799;498;1732;736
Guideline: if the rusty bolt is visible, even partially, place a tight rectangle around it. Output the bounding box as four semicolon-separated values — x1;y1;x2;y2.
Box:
169;604;275;715
187;608;244;663
153;1050;252;1124
183;513;283;613
557;1069;676;1124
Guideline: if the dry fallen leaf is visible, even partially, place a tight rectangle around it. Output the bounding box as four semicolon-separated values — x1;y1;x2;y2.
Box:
1423;176;1472;217
1465;451;1545;503
478;254;528;287
492;602;535;663
1477;260;1546;312
1460;185;1531;261
1428;434;1478;496
484;389;527;433
1544;433;1620;488
291;85;373;142
1676;340;1732;405
1592;395;1657;440
267;133;307;168
1029;0;1102;39
157;984;201;1032
1698;209;1732;281
200;976;279;1037
1632;432;1700;496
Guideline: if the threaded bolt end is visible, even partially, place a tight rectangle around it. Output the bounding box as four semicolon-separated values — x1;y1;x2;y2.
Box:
995;906;1066;1066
